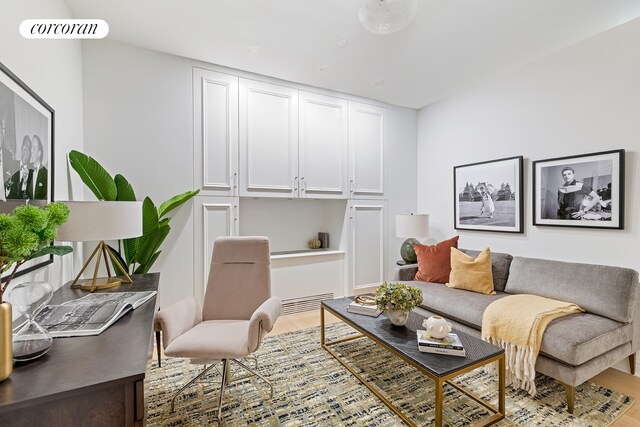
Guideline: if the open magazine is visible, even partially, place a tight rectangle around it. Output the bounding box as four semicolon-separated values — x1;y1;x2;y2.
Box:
33;291;157;337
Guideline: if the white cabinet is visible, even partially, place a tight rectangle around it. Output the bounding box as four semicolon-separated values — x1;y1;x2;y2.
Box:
348;200;386;294
193;196;239;298
239;79;348;199
348;101;385;199
298;91;348;199
193;68;238;196
239;79;299;197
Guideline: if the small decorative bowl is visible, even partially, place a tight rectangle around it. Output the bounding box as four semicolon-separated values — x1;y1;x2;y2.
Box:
308;239;321;249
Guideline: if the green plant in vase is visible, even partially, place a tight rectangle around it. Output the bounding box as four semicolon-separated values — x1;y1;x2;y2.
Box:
68;150;199;275
0;202;72;380
375;281;423;326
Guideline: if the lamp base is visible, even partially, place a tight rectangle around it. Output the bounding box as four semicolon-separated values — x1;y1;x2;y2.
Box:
400;238;419;264
77;277;123;292
69;241;133;292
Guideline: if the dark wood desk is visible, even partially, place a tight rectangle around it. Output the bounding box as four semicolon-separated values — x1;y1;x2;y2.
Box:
0;273;159;427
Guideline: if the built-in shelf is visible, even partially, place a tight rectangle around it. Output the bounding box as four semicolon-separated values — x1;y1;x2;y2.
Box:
270;249;345;260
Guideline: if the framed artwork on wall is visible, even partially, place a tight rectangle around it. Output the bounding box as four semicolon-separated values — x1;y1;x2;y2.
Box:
454;156;523;233
532;149;624;229
0;61;55;281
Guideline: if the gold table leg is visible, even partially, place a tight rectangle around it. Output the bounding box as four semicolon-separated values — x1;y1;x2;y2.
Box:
435;379;443;427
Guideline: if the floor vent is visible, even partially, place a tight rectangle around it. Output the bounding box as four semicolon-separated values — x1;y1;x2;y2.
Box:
281;293;334;316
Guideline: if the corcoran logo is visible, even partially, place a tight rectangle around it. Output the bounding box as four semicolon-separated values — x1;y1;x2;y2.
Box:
20;19;109;39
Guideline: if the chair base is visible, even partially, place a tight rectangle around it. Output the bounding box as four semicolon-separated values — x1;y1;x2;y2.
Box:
169;357;274;424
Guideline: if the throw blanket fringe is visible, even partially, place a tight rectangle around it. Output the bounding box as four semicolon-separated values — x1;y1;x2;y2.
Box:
482;294;583;396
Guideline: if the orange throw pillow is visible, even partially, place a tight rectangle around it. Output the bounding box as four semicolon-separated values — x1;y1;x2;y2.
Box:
413;236;459;283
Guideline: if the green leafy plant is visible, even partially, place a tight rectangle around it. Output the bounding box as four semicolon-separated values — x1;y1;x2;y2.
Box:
68;150;199;275
375;281;423;313
0;202;73;302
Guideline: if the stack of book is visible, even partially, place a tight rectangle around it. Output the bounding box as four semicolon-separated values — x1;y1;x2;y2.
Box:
347;299;382;317
416;330;466;357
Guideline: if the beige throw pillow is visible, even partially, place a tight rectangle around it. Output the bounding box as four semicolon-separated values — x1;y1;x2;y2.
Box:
446;247;495;295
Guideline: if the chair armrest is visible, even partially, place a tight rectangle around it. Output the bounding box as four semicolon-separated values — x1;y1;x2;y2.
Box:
248;297;282;352
154;296;203;348
394;263;418;281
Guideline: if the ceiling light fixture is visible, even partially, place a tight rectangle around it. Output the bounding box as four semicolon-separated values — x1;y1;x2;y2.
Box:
359;0;418;35
336;39;349;48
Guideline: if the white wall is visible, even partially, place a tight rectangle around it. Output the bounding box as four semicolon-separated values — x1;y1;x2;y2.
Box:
417;17;640;269
0;0;84;289
82;39;418;305
81;41;194;307
417;18;640;375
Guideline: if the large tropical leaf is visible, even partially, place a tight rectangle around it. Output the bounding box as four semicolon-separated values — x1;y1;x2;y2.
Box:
122;237;138;266
30;245;73;259
114;174;136;201
107;244;129;276
158;190;199;219
134;251;161;274
135;224;170;268
142;197;159;235
68;150;117;201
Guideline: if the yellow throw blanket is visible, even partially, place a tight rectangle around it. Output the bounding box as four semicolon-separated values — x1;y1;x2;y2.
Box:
482;294;583;395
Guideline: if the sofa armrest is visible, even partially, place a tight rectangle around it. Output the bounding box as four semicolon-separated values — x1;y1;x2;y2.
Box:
154;296;203;349
631;278;640;354
394;263;418;281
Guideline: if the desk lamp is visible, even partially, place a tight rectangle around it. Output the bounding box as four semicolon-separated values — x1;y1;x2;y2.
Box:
56;201;142;292
395;213;429;264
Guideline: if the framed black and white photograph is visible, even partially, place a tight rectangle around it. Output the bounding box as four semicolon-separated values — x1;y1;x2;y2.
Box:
533;149;624;229
0;61;55;280
454;156;523;233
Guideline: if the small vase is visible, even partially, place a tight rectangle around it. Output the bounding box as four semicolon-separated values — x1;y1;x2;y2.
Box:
387;309;409;326
0;302;12;381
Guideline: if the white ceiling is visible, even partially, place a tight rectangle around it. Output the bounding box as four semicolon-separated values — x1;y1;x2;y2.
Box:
64;0;640;109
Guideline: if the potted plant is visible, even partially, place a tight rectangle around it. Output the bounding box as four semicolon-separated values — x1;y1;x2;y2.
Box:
0;202;72;381
375;281;423;326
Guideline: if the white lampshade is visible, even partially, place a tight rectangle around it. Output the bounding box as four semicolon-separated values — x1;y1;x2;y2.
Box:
396;214;429;238
359;0;418;35
56;201;143;242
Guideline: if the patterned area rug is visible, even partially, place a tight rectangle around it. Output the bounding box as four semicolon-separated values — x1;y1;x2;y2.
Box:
146;323;633;426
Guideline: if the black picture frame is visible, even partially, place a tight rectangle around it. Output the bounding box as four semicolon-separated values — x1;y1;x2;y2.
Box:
453;156;524;233
532;149;624;229
0;61;55;282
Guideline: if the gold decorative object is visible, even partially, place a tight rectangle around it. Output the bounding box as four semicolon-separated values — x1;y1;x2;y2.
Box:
354;295;376;306
0;302;12;382
308;239;321;249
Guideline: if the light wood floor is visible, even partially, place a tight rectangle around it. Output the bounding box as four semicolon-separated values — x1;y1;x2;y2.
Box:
270;310;640;426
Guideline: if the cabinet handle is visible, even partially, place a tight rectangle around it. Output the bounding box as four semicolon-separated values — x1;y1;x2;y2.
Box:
293;176;298;194
349;179;354;194
231;172;237;196
301;177;307;193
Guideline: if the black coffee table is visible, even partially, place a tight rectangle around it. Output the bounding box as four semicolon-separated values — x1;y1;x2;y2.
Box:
321;297;505;427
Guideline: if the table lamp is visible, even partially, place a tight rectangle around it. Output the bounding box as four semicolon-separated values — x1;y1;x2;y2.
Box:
56;201;143;292
395;213;429;264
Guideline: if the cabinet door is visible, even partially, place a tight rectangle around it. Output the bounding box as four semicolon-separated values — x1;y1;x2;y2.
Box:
193;68;238;196
299;91;347;199
348;201;386;294
193;196;239;298
239;79;298;197
348;102;385;199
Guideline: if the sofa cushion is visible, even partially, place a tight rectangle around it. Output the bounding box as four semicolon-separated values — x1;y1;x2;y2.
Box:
414;236;459;283
505;256;639;323
460;249;512;292
540;313;633;366
407;280;509;328
447;248;495;295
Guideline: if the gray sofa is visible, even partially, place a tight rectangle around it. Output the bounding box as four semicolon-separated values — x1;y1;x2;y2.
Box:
394;249;639;413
